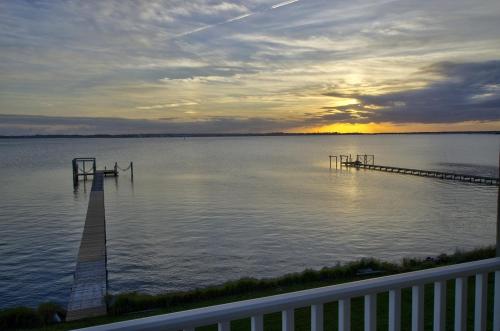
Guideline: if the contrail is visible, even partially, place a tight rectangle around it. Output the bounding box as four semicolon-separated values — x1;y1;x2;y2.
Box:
271;0;300;9
226;13;254;23
176;0;300;38
176;13;254;37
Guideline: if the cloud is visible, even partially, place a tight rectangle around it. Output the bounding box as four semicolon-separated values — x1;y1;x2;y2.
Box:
2;59;499;136
159;75;241;84
1;0;500;134
0;114;301;135
175;0;301;37
321;61;500;124
136;102;198;110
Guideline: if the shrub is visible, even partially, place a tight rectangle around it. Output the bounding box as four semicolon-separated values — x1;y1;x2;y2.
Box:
107;246;496;315
0;307;42;330
37;302;66;325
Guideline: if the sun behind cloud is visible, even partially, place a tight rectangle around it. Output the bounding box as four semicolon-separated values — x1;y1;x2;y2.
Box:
0;0;499;135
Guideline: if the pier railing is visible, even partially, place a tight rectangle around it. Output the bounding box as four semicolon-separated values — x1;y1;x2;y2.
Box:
328;154;499;185
76;258;500;331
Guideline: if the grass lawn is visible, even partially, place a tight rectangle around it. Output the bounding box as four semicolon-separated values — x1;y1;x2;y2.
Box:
2;246;497;330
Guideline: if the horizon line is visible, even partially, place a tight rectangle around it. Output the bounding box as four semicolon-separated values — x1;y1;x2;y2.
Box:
0;130;499;139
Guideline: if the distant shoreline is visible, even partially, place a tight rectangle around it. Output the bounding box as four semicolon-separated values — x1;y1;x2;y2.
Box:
0;131;499;139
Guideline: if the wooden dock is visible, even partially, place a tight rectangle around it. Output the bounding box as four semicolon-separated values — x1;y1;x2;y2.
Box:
346;162;499;186
66;172;108;321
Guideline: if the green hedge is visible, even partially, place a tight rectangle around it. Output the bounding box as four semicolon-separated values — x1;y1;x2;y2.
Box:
0;246;495;330
0;302;65;330
108;246;495;315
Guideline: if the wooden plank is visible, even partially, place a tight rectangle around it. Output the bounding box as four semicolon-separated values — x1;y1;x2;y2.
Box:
67;172;107;321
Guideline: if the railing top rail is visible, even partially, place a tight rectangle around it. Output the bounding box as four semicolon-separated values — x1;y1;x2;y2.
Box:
75;257;500;331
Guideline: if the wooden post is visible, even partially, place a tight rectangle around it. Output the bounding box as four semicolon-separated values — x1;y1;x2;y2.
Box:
72;159;78;187
83;160;87;181
114;162;118;176
497;152;500;257
130;162;134;180
329;156;332;169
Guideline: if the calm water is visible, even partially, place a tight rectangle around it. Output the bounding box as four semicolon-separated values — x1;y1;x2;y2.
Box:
0;134;498;309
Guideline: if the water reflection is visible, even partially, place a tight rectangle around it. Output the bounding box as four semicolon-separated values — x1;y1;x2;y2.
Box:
0;134;498;308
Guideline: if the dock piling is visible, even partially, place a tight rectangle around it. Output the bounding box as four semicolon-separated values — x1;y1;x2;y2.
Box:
329;156;338;169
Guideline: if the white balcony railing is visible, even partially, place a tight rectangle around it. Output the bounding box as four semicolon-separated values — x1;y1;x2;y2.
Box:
76;258;500;331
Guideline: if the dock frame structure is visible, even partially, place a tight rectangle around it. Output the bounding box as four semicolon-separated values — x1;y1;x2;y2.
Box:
72;158;120;187
72;158;96;187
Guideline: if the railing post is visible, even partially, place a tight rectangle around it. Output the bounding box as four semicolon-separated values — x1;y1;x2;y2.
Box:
338;298;351;331
218;321;230;331
364;294;376;331
311;304;323;331
282;309;294;331
389;289;401;331
497;152;499;257
251;315;263;331
494;271;500;331
474;273;487;331
412;285;424;331
433;281;446;331
83;160;87;180
454;277;468;331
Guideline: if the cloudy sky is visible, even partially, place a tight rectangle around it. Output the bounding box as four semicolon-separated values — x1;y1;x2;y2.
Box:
1;0;499;134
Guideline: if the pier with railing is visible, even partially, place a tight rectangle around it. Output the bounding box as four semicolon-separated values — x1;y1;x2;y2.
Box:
67;158;134;320
329;154;499;185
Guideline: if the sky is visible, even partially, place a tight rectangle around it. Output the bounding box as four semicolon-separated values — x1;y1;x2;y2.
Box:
0;0;499;135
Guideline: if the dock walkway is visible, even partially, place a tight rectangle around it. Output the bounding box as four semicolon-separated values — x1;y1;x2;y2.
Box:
349;163;499;185
66;172;108;321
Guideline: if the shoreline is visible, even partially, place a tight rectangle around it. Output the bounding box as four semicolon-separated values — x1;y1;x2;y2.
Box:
0;131;499;139
1;246;496;330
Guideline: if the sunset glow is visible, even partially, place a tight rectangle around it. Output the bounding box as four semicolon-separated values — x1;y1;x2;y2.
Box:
0;0;499;135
